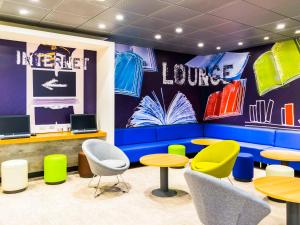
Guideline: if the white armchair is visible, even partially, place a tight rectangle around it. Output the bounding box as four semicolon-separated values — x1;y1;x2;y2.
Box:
82;139;130;197
184;169;271;225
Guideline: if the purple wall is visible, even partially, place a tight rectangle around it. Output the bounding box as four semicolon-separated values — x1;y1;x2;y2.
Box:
0;39;26;115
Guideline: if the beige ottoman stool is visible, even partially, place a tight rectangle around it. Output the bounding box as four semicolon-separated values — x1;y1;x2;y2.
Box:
1;159;28;193
266;164;294;177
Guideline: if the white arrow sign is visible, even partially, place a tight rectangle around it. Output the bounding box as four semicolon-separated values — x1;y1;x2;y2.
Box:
42;78;68;91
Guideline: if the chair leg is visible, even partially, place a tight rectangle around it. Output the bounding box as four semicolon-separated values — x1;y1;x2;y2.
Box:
119;175;129;193
94;176;103;198
227;177;234;185
88;174;97;188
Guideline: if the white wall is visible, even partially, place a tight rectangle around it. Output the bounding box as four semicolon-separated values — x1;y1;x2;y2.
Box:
0;24;115;143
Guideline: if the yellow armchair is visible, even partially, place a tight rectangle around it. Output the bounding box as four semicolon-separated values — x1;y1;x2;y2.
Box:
191;140;240;178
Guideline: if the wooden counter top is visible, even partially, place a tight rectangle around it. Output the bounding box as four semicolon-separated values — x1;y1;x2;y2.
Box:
0;131;106;145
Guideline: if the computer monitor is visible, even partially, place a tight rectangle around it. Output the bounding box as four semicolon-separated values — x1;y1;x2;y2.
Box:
0;115;30;135
70;114;97;132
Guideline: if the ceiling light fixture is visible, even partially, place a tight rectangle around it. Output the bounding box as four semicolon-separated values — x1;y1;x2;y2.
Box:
98;23;106;29
197;42;204;48
175;27;183;34
115;14;124;21
154;34;162;40
276;23;286;30
238;41;243;46
295;30;300;34
216;46;221;50
264;36;270;40
30;0;40;2
19;9;29;15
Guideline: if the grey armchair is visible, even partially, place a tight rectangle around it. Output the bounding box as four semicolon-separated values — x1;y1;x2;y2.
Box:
184;169;271;225
82;139;130;197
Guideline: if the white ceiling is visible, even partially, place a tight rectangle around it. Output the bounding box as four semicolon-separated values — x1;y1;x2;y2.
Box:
0;0;300;55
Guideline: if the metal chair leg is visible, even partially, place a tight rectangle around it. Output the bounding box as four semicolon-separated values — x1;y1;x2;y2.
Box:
94;176;103;198
227;177;234;185
88;174;97;188
119;174;129;193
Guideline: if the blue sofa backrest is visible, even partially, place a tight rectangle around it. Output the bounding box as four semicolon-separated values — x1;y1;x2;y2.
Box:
204;124;275;145
275;130;300;149
156;124;203;141
115;127;157;146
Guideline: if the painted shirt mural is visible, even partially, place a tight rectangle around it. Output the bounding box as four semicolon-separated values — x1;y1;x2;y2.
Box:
0;39;97;133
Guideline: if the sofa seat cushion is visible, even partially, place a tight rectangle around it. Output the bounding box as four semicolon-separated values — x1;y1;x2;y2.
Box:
157;138;204;154
101;159;126;168
238;142;272;162
119;142;168;163
194;162;218;170
156;124;203;141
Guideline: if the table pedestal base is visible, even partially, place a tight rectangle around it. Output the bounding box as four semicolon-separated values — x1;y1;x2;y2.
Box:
152;189;177;197
151;167;177;197
287;202;300;225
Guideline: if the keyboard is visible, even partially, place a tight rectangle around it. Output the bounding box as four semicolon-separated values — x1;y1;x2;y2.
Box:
0;133;31;140
72;129;97;134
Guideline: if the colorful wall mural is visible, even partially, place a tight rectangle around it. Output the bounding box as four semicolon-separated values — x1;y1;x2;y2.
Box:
115;38;300;131
0;38;97;133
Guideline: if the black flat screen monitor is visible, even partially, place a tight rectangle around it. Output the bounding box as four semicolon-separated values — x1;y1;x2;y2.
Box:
70;114;97;131
0;115;30;135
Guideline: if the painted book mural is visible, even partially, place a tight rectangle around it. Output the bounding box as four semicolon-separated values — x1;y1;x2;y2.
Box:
0;39;97;133
114;44;249;128
115;38;300;131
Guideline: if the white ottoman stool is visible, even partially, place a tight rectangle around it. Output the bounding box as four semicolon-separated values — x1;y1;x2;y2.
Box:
1;159;28;193
266;164;294;177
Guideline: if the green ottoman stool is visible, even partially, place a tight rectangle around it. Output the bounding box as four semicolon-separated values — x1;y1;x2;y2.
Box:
44;154;67;184
168;144;186;156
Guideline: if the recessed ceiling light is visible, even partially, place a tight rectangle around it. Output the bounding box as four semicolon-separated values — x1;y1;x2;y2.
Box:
175;27;183;34
197;42;204;48
98;23;106;29
216;46;221;50
276;23;286;30
238;42;243;46
115;14;124;21
30;0;40;2
154;34;162;40
264;36;270;40
19;9;29;15
96;0;106;1
295;30;300;34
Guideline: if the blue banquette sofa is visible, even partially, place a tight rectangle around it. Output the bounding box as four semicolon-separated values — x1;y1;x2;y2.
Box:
115;123;300;170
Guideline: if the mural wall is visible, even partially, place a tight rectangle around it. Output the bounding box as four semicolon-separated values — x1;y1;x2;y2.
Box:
114;43;249;128
115;38;300;131
0;38;97;133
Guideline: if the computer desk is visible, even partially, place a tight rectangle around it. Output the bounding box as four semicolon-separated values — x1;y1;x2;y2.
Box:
0;131;107;145
0;131;107;174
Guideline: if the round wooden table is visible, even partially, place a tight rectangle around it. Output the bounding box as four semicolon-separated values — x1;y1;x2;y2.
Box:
140;154;189;197
191;138;222;145
254;176;300;225
260;149;300;166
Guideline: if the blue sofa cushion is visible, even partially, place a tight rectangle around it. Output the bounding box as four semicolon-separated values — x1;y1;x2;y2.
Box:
275;130;300;149
120;142;168;163
157;138;204;154
238;141;272;162
156;124;203;141
115;127;157;146
204;124;275;145
119;137;204;163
